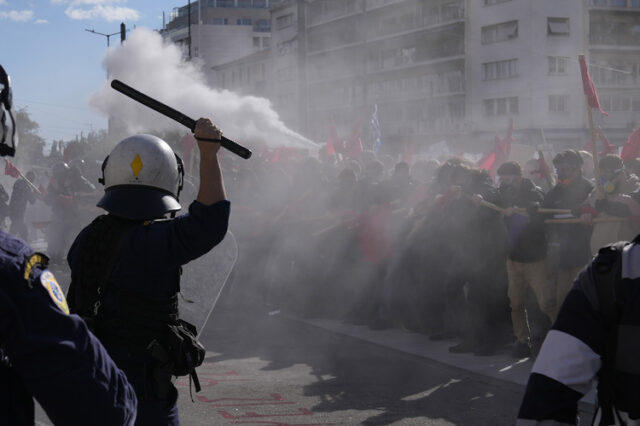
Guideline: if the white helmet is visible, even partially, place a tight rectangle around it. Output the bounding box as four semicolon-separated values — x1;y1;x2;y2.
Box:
97;134;184;220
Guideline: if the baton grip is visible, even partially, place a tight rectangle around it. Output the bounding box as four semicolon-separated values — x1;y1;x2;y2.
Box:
111;79;252;159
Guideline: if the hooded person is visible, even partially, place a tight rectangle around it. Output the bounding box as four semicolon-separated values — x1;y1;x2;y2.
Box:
66;118;230;426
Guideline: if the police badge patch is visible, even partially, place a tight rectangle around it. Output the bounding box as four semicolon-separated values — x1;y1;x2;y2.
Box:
40;270;70;315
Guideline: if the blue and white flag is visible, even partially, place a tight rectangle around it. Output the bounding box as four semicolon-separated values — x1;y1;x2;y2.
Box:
370;103;382;153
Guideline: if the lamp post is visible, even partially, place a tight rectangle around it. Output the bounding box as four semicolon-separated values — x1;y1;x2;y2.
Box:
84;28;120;47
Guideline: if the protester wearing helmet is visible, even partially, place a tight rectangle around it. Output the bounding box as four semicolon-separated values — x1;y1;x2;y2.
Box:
0;64;137;425
66;118;229;426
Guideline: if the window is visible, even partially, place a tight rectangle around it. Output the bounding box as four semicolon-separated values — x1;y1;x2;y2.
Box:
482;58;518;80
484;0;512;4
276;13;293;29
253;37;260;47
610;0;627;6
484;96;518;116
549;95;569;112
548;56;569;74
212;17;228;25
254;19;270;32
217;0;235;8
238;0;252;7
237;18;251;25
547;17;569;36
481;20;518;44
262;37;270;47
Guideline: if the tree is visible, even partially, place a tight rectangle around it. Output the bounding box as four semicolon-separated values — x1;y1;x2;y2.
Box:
14;107;45;163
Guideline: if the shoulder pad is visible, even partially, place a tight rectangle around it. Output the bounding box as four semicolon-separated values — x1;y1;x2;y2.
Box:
22;252;49;284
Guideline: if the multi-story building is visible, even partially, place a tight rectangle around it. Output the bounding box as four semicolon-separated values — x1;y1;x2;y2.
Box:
206;0;640;154
160;0;273;86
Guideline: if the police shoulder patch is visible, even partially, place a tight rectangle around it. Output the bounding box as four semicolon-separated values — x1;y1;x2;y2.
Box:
40;270;69;315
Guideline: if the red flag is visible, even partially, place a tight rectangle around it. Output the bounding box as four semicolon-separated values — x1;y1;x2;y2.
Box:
478;119;513;176
579;55;608;116
270;147;282;163
598;130;617;157
4;159;20;178
326;124;338;156
620;128;640;161
478;151;496;173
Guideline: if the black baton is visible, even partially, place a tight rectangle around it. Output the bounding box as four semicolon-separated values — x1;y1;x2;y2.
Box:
111;79;252;159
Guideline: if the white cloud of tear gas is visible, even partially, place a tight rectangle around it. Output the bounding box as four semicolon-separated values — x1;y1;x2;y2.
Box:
0;10;34;21
89;28;318;150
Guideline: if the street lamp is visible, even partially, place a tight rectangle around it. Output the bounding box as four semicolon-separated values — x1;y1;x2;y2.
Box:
85;28;120;47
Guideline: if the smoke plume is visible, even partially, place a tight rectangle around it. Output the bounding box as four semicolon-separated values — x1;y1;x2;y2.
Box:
89;28;317;149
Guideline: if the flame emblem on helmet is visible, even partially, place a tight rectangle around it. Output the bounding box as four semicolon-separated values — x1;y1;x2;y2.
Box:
131;154;143;177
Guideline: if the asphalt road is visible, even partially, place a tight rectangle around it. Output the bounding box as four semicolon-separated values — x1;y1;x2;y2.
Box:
175;301;526;426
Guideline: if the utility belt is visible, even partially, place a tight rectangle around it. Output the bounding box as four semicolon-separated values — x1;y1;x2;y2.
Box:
94;290;205;399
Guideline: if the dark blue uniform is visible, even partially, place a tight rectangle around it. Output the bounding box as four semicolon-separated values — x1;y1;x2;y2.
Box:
0;231;137;426
67;199;230;426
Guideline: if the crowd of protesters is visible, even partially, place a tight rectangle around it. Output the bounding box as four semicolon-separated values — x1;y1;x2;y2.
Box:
6;133;640;361
221;145;640;360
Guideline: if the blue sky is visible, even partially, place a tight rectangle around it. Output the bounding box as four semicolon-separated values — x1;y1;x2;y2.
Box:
0;0;183;143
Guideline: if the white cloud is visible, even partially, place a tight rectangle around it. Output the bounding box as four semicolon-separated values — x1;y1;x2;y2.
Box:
52;0;127;5
0;0;8;6
35;18;48;24
65;5;139;22
0;10;34;22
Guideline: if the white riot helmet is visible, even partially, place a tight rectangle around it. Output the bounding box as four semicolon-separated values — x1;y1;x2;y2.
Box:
97;134;184;220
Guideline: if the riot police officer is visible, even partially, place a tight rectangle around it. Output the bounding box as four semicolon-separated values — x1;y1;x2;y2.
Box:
0;65;137;425
517;238;640;425
66;118;229;425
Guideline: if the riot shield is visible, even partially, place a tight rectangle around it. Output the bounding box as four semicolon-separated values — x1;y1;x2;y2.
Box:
178;231;238;334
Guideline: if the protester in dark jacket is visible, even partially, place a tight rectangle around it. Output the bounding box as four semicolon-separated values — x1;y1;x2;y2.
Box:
543;150;594;318
497;161;554;358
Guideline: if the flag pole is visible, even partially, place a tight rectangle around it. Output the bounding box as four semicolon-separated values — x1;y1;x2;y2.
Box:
4;160;41;195
587;103;603;199
579;53;603;199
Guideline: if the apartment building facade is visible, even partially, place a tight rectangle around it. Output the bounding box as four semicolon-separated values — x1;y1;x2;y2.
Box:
160;0;273;86
206;0;640;153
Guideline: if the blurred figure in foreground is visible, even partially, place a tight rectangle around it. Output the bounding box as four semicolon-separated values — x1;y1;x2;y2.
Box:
0;63;137;426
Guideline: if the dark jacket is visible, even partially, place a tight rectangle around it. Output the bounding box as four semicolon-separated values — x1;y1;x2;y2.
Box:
498;178;546;263
518;237;640;424
0;231;137;426
543;177;594;269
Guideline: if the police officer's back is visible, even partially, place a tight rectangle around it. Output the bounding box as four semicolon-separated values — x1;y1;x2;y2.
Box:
66;119;229;426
